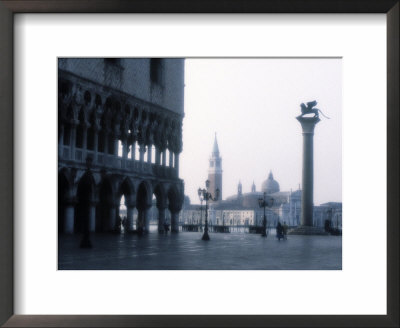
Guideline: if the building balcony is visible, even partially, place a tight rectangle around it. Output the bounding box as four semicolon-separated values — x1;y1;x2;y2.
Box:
59;145;178;179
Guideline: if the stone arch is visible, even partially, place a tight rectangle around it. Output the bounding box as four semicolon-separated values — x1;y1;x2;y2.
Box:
116;177;136;232
118;177;135;205
153;183;166;208
75;171;96;233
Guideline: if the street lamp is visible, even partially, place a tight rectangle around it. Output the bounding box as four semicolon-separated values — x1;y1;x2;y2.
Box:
258;192;274;237
198;179;220;241
198;190;204;231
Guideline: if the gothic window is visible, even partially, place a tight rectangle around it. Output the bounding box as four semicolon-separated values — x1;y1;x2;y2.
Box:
108;135;115;155
76;126;84;148
210;162;214;167
150;58;163;85
98;131;106;153
87;127;95;150
75;109;85;149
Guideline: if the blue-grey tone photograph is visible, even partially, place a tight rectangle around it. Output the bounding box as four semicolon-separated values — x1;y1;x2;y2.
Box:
58;58;342;270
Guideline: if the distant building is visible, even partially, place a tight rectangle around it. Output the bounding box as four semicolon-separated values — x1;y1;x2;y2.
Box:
313;202;342;229
180;137;341;229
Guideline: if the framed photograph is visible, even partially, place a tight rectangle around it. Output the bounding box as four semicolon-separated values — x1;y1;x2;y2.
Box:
0;1;398;327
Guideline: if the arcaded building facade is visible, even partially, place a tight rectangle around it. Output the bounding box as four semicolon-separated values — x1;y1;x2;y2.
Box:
58;58;185;234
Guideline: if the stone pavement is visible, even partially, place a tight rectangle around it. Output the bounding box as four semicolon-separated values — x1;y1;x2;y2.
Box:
58;228;342;270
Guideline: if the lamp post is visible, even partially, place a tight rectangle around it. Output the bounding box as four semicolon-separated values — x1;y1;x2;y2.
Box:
198;194;204;232
198;179;220;241
258;192;274;237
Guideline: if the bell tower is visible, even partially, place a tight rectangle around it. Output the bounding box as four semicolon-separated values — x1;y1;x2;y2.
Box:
207;133;222;201
238;180;242;197
251;181;256;193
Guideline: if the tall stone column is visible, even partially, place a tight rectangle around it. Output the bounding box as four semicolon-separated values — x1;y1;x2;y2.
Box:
108;205;117;231
137;206;151;233
125;205;135;232
157;206;166;233
296;115;320;227
63;201;75;234
144;206;151;233
89;203;96;232
170;210;180;233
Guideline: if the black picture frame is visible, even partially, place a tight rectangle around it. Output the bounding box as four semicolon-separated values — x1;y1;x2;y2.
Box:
0;1;398;327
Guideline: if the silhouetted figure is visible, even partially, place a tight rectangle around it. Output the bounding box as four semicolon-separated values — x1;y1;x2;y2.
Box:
122;216;127;231
276;222;284;241
283;221;288;240
324;219;332;233
116;215;122;233
164;223;170;233
80;210;92;249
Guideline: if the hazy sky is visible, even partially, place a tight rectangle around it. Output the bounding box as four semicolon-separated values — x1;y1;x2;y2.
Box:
180;58;342;206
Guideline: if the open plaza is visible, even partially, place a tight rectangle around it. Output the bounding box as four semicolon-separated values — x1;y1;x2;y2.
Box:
58;229;342;270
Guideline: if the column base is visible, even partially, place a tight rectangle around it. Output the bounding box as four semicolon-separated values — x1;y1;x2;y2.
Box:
288;225;329;235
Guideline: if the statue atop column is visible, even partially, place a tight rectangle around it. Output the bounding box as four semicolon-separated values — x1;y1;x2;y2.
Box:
299;100;330;119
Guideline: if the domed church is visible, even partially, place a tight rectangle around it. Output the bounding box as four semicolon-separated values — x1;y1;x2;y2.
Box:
262;171;280;194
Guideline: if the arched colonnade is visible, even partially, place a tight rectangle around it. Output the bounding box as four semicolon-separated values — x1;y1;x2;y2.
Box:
58;168;184;235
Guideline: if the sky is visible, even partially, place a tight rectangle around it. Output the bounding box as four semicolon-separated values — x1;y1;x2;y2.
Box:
180;58;342;206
